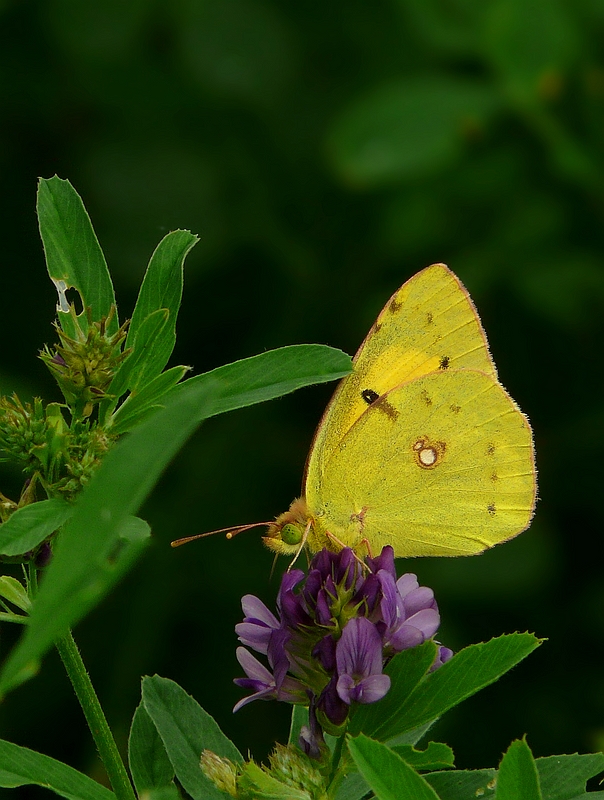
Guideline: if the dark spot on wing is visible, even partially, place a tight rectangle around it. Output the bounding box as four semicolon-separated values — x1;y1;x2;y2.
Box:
426;311;434;324
389;295;402;314
439;355;450;370
487;503;496;516
361;388;379;405
491;473;498;482
375;397;399;421
421;389;432;406
487;443;496;456
450;404;461;414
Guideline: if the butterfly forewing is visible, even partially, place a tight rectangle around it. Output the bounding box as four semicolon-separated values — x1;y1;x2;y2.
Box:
305;264;497;492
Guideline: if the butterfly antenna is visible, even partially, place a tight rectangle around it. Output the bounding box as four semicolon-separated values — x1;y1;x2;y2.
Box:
170;521;271;548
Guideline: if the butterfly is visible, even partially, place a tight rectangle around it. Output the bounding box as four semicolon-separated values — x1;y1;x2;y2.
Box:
173;264;537;558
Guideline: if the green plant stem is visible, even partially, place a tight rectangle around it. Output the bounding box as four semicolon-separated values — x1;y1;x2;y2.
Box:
27;562;38;598
55;629;136;800
329;731;347;787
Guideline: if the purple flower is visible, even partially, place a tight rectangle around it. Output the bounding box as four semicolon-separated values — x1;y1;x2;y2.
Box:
377;568;440;653
335;618;391;705
431;645;454;672
318;676;350;728
276;569;311;628
235;594;280;654
233;647;305;712
233;545;451;748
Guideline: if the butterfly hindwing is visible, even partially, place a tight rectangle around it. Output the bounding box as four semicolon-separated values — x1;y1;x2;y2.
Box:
306;369;536;557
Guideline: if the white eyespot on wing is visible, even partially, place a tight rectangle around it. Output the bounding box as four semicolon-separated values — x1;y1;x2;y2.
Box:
419;447;437;467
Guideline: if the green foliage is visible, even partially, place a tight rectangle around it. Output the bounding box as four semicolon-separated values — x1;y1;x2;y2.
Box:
0;738;115;800
349;634;542;743
141;675;242;800
128;702;175;796
347;734;440;799
496;738;542;800
37;176;118;339
425;751;604;800
0;179;356;799
0;499;71;556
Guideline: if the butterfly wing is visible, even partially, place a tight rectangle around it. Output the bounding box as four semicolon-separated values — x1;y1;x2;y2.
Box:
305;369;536;557
305;264;497;494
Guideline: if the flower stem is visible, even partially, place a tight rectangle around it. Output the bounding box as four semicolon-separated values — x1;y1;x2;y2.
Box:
55;629;136;800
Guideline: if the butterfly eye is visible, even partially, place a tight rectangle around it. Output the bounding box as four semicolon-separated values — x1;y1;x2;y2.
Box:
281;523;304;545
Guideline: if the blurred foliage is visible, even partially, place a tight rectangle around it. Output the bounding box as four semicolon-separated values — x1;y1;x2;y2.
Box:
1;0;604;794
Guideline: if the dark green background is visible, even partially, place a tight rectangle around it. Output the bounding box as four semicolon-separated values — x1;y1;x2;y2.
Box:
1;0;604;793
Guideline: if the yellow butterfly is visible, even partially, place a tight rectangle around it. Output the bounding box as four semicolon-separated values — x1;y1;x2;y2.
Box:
175;264;537;558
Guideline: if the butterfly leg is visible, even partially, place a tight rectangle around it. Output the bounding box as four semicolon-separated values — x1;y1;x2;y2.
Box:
358;537;373;559
324;529;369;570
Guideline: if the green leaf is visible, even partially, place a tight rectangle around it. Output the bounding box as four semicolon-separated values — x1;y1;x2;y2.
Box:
332;771;372;800
0;499;72;556
496;738;542;800
126;229;198;379
385;721;438;748
536;753;604;800
348;640;437;739
0;515;152;691
143;789;182;800
0;737;114;799
333;728;445;800
108;308;170;401
426;754;604;800
105;516;152;595
0;374;204;695
0;576;31;612
166;343;352;419
108;365;190;435
0;344;350;695
37;176;117;337
424;768;497;799
392;742;455;772
142;675;241;800
346;735;440;800
379;633;542;741
128;702;175;794
327;77;499;187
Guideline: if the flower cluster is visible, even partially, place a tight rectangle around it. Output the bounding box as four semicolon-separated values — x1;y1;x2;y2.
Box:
40;305;129;418
234;545;452;755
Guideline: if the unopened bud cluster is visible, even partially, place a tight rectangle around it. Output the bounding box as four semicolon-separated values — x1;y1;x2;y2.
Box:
0;394;112;498
40;306;129;418
200;743;328;800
